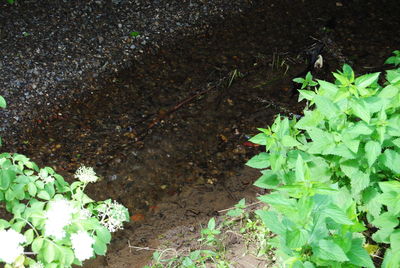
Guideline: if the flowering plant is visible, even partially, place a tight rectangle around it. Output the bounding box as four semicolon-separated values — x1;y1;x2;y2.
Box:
0;148;129;268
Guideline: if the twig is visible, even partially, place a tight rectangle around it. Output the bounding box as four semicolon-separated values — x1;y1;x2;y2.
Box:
218;201;262;213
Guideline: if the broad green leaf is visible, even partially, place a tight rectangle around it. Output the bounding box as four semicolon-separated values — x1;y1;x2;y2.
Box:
379;84;399;98
350;170;370;197
255;210;285;235
0;219;11;229
31;237;43;253
246;153;270;169
354;72;380;89
351;99;370;123
317;80;339;97
96;226;112;244
24;229;34;244
27;182;37;196
0;169;16;190
341;133;360;153
249;133;267;145
381;248;400;268
361;187;381;217
390;230;400;251
282;135;301;147
287;228;308;248
346;121;373;137
313;239;349;262
43;241;56;263
386;69;400;84
37;190;51;200
295;110;324;129
372;212;398;230
298;90;316;101
365;141;381;167
258;193;296;207
380;149;400;174
93;239;107;255
379;181;400;193
253;170;279;189
346;238;375;268
324;204;353;225
314;95;340;119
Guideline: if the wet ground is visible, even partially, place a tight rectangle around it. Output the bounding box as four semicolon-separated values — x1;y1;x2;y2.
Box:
3;0;400;267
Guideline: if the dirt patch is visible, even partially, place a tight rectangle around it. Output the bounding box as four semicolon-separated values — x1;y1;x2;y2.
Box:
2;0;400;267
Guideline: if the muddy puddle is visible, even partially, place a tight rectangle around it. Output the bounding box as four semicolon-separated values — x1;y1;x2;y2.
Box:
4;0;400;267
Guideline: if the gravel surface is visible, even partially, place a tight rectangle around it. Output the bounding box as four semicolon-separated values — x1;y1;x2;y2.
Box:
0;0;251;137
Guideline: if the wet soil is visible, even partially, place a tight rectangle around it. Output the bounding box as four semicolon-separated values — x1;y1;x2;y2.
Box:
3;0;400;267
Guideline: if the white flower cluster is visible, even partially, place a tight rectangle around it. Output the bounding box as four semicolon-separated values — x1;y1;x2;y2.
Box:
44;199;76;240
74;166;99;183
70;231;95;261
97;200;128;232
0;229;26;264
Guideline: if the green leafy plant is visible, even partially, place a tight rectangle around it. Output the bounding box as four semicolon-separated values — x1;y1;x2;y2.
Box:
385;50;400;66
293;72;318;89
247;52;400;267
0;98;130;267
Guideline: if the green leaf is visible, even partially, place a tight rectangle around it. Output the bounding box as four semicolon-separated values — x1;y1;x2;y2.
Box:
27;182;37;196
365;141;381;167
324;204;353;225
96;226;112;244
295;110;324;129
313;239;349;262
0;169;16;190
390;230;400;251
351;99;370;123
350;170;370;197
381;248;400;268
43;241;56;263
37;190;51;200
298;90;316;101
32;237;44;253
249;133;267;145
354;72;380;89
93;239;107;255
380;149;400;174
0;96;6;108
246;153;270;169
317;80;339;97
255;210;285;235
314;95;340;119
287;228;308;248
253;170;279;189
24;229;34;244
386;69;400;84
282;135;300;147
379;84;399;98
346;238;374;268
0;219;11;229
207;218;216;230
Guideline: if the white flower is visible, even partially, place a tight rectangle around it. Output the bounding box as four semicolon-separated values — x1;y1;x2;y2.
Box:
97;200;129;232
30;261;44;268
0;229;26;264
74;166;99;183
70;231;94;261
44;199;75;240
